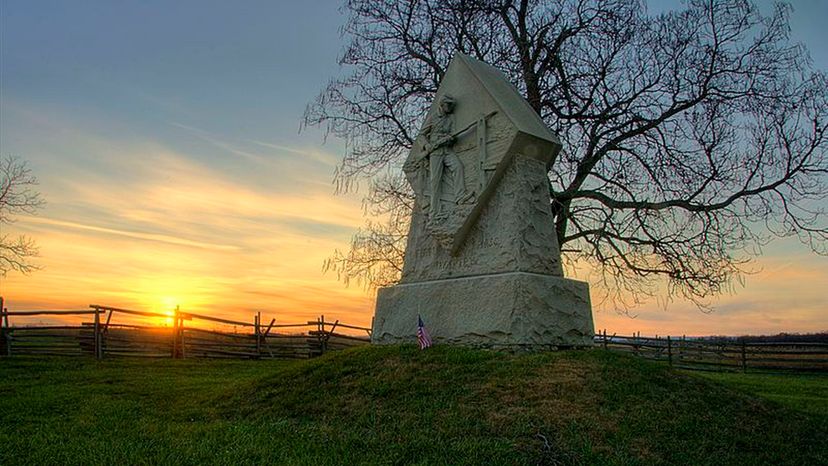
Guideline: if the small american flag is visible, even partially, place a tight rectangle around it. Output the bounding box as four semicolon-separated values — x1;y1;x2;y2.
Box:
417;315;432;349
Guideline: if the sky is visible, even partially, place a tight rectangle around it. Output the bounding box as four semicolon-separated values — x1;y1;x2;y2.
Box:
1;0;826;336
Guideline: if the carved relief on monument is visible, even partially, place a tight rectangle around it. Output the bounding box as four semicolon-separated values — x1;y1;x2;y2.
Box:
403;91;510;251
402;53;563;257
401;153;564;283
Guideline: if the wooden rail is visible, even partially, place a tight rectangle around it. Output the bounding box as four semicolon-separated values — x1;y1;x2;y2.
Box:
1;298;370;361
594;329;828;373
7;297;820;371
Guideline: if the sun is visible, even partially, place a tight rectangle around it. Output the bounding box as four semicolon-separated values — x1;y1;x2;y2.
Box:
157;296;179;326
163;309;175;326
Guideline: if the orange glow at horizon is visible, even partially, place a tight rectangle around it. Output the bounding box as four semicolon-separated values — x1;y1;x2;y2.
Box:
3;227;826;336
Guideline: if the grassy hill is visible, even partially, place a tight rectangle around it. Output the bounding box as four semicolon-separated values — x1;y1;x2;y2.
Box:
1;345;826;465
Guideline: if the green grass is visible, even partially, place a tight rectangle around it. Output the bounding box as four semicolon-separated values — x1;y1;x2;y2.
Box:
1;346;826;465
689;370;828;416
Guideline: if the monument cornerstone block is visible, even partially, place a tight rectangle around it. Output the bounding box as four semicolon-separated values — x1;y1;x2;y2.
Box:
372;52;594;349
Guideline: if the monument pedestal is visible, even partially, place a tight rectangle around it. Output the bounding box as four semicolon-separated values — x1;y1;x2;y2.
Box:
372;272;594;349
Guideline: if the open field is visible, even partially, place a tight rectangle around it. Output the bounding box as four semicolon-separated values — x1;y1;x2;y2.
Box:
1;346;827;465
689;370;828;416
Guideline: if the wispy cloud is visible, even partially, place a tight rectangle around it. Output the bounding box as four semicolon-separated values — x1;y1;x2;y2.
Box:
169;121;266;162
249;139;339;166
169;123;341;170
22;216;241;252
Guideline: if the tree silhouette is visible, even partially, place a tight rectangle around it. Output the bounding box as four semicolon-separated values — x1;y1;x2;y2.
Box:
1;155;45;276
308;0;827;310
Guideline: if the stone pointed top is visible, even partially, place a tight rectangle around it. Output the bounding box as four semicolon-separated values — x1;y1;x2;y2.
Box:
451;52;561;150
404;51;565;255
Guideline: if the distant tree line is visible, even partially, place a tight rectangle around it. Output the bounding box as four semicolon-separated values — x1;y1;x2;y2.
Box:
700;332;828;343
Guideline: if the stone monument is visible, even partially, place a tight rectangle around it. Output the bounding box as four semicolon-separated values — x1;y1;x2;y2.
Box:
371;52;594;349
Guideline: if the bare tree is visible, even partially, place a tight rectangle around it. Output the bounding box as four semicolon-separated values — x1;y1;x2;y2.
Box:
324;171;412;288
1;155;45;276
307;0;828;310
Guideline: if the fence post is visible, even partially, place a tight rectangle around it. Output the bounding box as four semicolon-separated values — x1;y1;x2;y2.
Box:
93;308;101;360
171;306;179;359
104;309;113;330
255;312;261;357
262;318;275;358
1;297;8;356
602;329;608;350
320;315;327;354
667;335;673;367
741;338;747;373
177;305;184;359
4;303;12;357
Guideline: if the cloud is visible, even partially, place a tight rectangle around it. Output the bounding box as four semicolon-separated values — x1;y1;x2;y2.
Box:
249;139;339;167
22;216;241;251
168;121;266;163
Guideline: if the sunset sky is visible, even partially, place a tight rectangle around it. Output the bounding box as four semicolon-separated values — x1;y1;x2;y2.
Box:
1;0;826;336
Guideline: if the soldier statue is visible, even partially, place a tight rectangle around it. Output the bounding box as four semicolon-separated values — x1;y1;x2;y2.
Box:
406;95;473;220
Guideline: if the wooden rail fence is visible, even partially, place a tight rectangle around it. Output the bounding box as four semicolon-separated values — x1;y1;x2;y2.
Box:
3;296;823;372
594;329;828;373
0;297;370;360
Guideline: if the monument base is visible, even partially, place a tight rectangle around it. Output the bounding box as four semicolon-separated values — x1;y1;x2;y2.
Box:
372;272;594;349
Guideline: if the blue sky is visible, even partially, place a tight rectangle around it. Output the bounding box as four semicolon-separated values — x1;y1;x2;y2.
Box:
1;0;826;334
